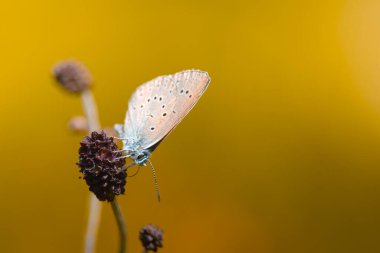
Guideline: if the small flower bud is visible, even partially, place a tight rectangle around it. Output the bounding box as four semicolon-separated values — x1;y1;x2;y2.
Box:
139;224;163;252
53;60;92;93
68;116;88;132
77;131;127;201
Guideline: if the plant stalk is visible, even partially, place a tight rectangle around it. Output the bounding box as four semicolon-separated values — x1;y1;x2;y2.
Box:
111;198;127;253
81;89;102;253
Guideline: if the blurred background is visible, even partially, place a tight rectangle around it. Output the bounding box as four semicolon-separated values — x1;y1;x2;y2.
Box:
0;0;380;252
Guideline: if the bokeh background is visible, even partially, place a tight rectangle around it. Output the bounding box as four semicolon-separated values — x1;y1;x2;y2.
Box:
0;0;380;252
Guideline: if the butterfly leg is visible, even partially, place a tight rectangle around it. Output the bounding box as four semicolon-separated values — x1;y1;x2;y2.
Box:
127;166;140;177
125;162;135;169
113;149;128;153
115;155;130;160
112;137;128;140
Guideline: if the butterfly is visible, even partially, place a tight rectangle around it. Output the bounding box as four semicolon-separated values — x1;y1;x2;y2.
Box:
114;70;211;200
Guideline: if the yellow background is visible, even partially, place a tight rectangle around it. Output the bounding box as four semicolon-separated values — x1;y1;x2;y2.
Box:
0;0;380;252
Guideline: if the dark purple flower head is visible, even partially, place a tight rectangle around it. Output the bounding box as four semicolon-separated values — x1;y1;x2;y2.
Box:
139;224;163;252
77;131;127;201
53;60;92;93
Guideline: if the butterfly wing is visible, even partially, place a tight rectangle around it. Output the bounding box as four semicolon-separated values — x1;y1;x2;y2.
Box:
123;70;210;150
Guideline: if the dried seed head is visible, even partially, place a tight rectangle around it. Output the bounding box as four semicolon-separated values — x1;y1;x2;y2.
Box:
77;131;127;201
53;60;92;93
139;224;163;252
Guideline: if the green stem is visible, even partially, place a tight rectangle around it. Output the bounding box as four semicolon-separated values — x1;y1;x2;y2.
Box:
111;198;127;253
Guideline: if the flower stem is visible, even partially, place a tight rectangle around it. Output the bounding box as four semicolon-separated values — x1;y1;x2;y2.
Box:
84;195;102;253
81;89;102;253
81;89;100;132
111;198;127;253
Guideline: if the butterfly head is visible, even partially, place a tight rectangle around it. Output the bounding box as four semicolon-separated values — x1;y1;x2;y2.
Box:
131;149;151;166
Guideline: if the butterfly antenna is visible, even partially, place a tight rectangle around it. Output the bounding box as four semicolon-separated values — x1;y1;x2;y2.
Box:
147;159;161;202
